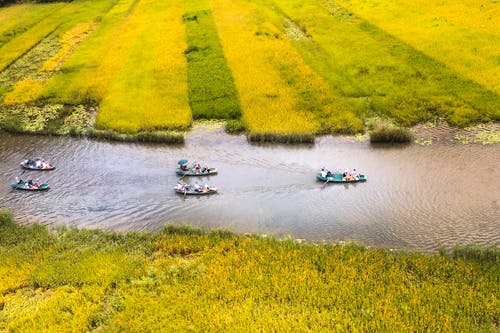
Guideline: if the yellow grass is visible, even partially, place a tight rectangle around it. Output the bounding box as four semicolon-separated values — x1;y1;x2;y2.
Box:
0;17;61;72
0;3;64;41
41;0;139;103
3;78;43;105
208;0;319;134
41;21;97;72
96;0;191;132
335;0;500;94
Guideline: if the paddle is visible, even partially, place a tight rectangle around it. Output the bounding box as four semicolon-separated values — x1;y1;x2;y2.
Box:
178;161;196;181
322;178;330;188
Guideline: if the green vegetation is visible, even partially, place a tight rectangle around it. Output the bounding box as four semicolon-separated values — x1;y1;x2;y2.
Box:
261;0;499;127
184;0;241;120
247;131;315;144
369;119;413;143
0;0;498;143
88;128;184;144
0;211;498;331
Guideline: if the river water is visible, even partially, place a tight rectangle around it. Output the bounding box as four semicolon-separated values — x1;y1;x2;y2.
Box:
0;127;498;251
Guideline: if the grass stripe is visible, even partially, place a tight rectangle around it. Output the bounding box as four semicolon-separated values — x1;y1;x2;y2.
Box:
0;3;64;48
184;0;241;120
96;0;191;132
262;0;500;126
335;0;500;96
40;0;139;104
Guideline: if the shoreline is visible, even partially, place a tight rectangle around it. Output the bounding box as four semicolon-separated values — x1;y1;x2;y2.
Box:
1;119;499;146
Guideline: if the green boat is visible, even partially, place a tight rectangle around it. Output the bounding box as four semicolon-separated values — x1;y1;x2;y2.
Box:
11;181;50;191
316;173;366;183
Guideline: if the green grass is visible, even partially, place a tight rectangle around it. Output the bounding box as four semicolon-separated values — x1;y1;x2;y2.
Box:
1;0;499;143
88;128;185;144
257;0;499;127
0;211;498;331
184;0;241;120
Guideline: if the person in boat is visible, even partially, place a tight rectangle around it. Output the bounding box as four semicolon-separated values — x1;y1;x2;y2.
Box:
203;184;210;192
194;164;201;173
176;180;187;191
180;163;188;171
321;168;327;178
350;169;359;180
193;181;201;192
202;164;209;173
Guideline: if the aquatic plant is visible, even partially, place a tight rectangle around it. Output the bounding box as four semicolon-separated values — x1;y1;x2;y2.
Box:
224;119;246;134
369;125;413;143
88;129;184;144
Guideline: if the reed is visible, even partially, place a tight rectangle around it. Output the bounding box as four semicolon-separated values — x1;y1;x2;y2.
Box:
224;119;246;134
87;129;184;144
369;123;413;143
247;131;315;144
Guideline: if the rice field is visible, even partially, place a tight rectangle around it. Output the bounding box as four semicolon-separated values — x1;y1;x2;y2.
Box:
96;0;191;132
184;0;241;120
0;0;498;139
0;212;498;331
335;0;500;95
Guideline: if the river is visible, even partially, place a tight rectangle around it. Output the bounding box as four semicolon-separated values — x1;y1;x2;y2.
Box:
0;126;498;251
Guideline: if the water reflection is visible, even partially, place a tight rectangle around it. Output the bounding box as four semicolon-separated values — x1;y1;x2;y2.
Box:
0;127;499;251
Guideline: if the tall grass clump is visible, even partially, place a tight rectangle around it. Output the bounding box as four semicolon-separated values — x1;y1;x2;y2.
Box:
184;0;241;120
88;129;184;144
247;132;315;144
96;0;191;132
369;120;413;143
224;119;246;134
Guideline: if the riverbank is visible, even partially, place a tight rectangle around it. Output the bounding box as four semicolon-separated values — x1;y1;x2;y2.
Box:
1;119;499;146
0;211;498;331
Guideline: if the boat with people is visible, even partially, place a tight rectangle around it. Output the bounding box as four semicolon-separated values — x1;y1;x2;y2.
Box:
317;168;367;183
173;180;218;195
20;159;55;171
176;159;217;176
10;178;49;191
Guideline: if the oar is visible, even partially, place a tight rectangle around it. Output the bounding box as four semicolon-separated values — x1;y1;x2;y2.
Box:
178;162;197;181
322;178;330;188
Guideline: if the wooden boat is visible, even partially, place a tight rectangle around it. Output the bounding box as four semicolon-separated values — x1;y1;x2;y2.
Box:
174;186;218;195
20;159;55;171
176;159;217;176
175;167;218;176
316;173;367;183
11;181;50;191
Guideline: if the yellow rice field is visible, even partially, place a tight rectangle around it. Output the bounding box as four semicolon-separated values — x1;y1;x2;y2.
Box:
208;0;319;134
41;21;97;72
335;0;500;95
96;0;191;132
41;0;139;103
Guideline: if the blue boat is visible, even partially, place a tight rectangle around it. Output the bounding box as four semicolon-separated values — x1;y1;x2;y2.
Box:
11;181;50;191
316;172;366;183
176;159;217;176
